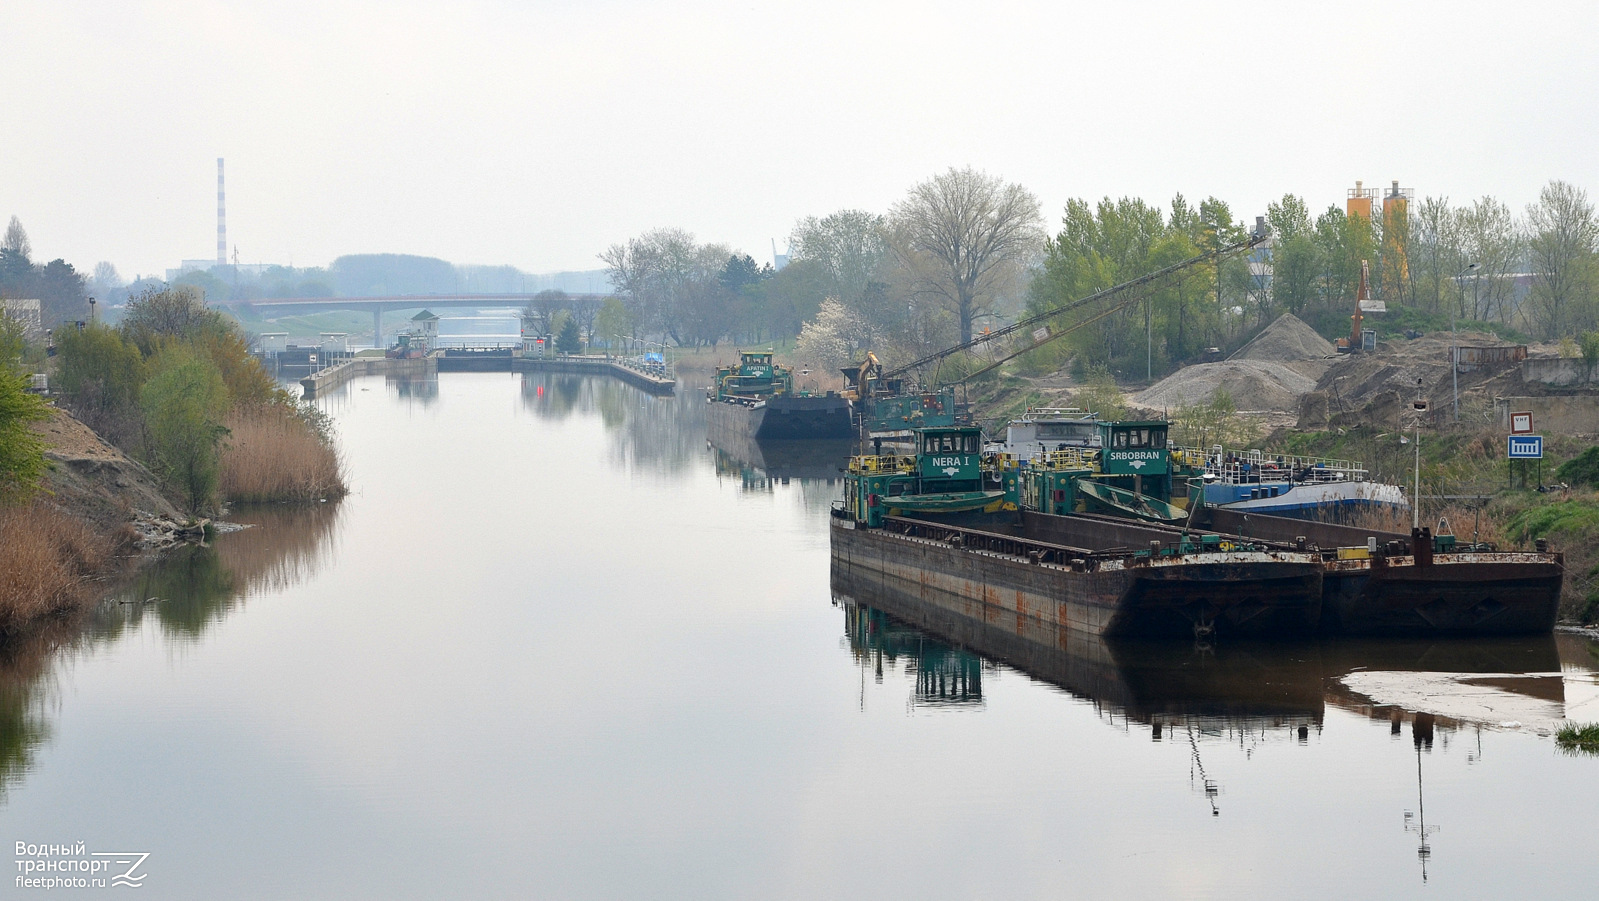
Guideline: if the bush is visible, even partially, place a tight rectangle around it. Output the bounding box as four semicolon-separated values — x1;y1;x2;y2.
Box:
220;401;347;503
52;324;147;448
0;371;48;504
1555;722;1599;755
1556;447;1599;489
141;349;230;513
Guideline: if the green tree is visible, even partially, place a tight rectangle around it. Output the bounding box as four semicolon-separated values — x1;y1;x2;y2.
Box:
53;324;148;447
594;297;636;351
0;369;49;504
1408;195;1463;315
0;314;26;376
141;350;230;513
556;317;582;354
789;210;890;319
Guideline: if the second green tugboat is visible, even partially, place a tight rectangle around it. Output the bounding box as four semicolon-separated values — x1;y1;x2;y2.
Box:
705;350;855;442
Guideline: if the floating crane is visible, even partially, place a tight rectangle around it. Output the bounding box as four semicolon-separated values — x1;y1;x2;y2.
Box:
883;220;1271;389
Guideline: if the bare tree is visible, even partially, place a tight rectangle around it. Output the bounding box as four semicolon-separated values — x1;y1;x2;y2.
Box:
2;216;30;260
569;294;600;344
789;210;890;313
521;289;567;337
599;229;730;345
889;167;1043;345
1458;197;1522;323
1407;196;1464;315
1525;180;1599;338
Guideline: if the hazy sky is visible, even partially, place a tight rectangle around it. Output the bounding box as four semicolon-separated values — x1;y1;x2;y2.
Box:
5;0;1598;281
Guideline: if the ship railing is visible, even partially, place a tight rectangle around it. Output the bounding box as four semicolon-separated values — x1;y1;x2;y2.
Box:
848;454;916;474
1027;448;1098;471
1175;445;1369;484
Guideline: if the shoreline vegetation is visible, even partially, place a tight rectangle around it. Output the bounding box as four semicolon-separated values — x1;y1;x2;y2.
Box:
0;287;348;645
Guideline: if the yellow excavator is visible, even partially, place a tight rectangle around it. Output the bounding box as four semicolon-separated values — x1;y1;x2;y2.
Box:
841;352;891;401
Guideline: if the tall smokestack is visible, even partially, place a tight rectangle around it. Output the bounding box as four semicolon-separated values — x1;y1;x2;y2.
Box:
216;157;227;266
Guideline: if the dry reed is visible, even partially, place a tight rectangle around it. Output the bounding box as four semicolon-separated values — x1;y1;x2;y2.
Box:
220;404;348;504
0;503;115;638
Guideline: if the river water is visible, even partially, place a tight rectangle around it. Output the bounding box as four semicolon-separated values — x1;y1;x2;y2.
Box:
3;372;1597;899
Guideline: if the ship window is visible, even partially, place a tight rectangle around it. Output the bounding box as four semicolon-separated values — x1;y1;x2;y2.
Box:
1152;430;1166;449
924;435;937;454
1113;431;1128;448
940;434;955;452
965;434;978;453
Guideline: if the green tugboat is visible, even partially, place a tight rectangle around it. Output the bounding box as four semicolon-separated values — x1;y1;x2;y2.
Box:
705;350;854;442
832;423;1324;638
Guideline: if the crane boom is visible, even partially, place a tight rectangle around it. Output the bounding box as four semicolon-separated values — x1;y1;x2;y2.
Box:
883;226;1268;382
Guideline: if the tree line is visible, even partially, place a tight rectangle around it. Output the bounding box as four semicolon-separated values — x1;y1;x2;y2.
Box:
594;167;1044;377
586;174;1599;384
0;217;92;327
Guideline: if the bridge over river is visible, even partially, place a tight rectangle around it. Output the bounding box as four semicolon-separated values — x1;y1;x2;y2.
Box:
215;293;606;346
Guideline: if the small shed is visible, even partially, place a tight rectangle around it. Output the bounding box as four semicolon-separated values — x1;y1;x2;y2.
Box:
319;332;349;353
259;332;288;353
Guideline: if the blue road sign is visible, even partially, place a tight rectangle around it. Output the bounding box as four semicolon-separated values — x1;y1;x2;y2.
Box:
1508;435;1544;459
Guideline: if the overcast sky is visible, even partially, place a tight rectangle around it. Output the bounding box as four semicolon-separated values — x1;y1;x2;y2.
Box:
4;0;1598;281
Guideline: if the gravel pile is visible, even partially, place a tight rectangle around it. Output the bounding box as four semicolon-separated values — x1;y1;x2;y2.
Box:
1230;313;1334;362
1133;359;1321;412
1131;313;1334;413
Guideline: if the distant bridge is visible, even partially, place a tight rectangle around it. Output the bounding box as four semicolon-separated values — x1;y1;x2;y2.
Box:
212;293;607;344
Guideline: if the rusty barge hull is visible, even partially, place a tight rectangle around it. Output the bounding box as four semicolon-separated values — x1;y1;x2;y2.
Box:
829;516;1322;639
1323;554;1563;635
705;395;854;442
1203;507;1564;635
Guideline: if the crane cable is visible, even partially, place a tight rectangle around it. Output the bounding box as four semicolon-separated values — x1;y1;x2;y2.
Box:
885;230;1267;383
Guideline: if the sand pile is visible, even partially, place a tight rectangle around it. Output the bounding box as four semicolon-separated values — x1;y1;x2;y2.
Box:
1132;313;1333;413
1230;313;1334;362
1133;359;1321;412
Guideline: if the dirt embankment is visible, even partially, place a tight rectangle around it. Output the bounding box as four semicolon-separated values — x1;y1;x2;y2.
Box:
1;406;198;642
1300;331;1564;431
32;406;183;535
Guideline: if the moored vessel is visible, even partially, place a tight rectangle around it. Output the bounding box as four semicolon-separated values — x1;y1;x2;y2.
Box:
833;423;1324;638
705;350;853;442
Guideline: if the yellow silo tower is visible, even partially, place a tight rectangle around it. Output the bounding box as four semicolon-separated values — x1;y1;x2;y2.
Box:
1346;180;1376;220
1382;180;1413;300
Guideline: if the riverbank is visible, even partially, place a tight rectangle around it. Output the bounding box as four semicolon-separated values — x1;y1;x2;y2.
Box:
0;407;204;642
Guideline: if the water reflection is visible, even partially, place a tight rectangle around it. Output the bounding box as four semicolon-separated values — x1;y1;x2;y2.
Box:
0;621;80;799
833;557;1591;743
102;504;344;640
387;372;439;406
0;504;341;793
519;372;706;474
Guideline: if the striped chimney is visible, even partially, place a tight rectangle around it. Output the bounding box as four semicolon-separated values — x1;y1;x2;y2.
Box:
216;158;227;266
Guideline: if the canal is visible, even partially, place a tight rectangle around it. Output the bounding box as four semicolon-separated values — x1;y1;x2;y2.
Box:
3;372;1597;898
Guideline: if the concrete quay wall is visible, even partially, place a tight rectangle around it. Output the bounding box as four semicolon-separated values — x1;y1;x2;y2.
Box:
300;355;436;398
512;356;676;395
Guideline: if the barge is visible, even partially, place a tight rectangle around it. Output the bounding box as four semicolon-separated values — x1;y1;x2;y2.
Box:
706;350;853;442
1003;418;1564;636
833;424;1324;638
